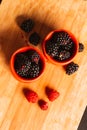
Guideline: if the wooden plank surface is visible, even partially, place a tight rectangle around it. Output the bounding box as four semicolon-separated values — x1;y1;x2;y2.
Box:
0;0;87;130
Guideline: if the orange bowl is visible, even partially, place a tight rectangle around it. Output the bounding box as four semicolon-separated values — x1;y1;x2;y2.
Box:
10;46;46;82
42;29;78;65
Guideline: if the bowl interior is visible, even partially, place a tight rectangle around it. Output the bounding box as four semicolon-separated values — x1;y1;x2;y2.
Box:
10;47;45;82
42;30;78;65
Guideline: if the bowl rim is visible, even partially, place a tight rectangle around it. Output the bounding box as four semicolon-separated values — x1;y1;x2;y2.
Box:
10;46;46;82
42;29;79;65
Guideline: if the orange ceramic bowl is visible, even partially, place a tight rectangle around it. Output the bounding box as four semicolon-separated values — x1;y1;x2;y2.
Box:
10;46;46;82
42;29;78;65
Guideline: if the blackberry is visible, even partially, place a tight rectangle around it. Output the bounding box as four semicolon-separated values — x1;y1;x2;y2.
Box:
79;43;84;52
20;19;34;32
31;52;40;64
28;63;40;78
25;50;40;64
29;32;41;45
51;31;71;45
54;50;71;61
64;40;74;51
46;41;59;57
66;62;79;75
14;53;31;78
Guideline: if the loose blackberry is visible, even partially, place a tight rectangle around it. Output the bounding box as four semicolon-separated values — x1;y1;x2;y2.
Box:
20;19;34;32
46;41;59;57
79;43;84;52
51;31;71;45
14;53;31;78
29;32;41;45
28;63;40;78
54;50;71;61
66;62;79;75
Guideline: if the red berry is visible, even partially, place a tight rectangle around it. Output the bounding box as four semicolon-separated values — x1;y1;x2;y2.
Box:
46;87;60;101
23;88;38;103
38;100;48;110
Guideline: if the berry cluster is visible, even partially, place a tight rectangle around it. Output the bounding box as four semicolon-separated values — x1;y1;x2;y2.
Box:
18;18;85;111
46;31;74;61
24;87;60;111
14;50;41;79
20;19;41;46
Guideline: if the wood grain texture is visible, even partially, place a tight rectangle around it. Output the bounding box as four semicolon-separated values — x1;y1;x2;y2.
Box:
0;0;87;130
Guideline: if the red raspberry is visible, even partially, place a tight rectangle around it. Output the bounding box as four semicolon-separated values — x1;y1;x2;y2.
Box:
38;100;48;110
23;88;38;103
46;87;60;101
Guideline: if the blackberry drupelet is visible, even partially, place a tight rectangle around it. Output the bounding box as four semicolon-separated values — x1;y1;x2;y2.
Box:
20;19;34;32
54;50;71;61
14;53;31;78
79;43;84;52
46;40;59;57
28;63;40;78
66;62;79;75
29;32;41;45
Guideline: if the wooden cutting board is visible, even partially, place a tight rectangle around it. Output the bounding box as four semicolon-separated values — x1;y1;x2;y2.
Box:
0;0;87;130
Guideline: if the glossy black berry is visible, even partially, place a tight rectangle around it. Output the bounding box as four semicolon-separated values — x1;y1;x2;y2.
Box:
46;41;59;57
55;50;71;61
64;40;74;51
28;63;40;78
14;53;31;78
25;50;40;64
66;62;79;75
31;52;40;64
79;43;84;52
20;19;34;32
51;31;71;45
29;32;41;45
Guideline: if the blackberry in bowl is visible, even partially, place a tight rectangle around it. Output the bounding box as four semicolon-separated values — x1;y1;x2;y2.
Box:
10;47;45;82
42;30;78;65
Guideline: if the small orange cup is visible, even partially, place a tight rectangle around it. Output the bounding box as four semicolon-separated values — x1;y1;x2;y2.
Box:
10;46;46;82
42;29;78;65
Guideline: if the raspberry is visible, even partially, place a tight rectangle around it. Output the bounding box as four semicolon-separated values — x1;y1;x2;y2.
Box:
79;43;84;52
38;100;48;110
29;32;41;45
23;89;38;103
66;62;79;75
20;19;34;32
46;87;60;101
